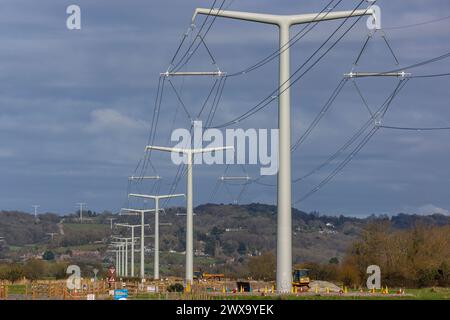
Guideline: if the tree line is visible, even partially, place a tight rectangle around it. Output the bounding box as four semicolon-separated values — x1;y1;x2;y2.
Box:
247;222;449;288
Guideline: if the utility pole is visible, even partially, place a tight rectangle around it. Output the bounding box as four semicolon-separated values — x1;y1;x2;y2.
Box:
142;145;233;285
32;205;40;221
112;237;133;277
116;249;120;275
116;224;148;278
120;208;156;279
127;194;184;280
47;232;58;241
192;6;375;293
108;218;117;230
76;202;86;223
111;242;124;276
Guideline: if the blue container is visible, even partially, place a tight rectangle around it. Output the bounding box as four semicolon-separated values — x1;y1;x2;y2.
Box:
114;289;129;300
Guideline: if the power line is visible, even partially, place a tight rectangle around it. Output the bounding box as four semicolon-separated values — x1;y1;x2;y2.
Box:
293;79;408;183
168;79;193;120
210;0;369;129
169;0;219;71
380;125;450;131
197;78;220;118
140;76;167;178
171;0;227;73
253;80;409;188
352;79;374;117
410;72;450;78
384;15;450;30
369;52;450;76
206;76;227;127
354;32;372;66
295;79;410;203
153;1;231;203
295;125;379;203
136;0;368;208
227;0;342;77
291;78;349;152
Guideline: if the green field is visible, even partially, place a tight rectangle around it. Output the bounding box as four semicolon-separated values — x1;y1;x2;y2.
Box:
130;287;449;300
63;223;109;232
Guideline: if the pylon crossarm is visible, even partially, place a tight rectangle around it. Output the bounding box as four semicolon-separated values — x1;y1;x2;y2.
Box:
128;176;161;180
145;145;233;155
128;193;185;200
145;146;186;153
345;71;411;78
120;208;156;214
193;8;279;25
115;223;149;228
193;8;375;27
159;223;172;226
111;236;132;240
220;176;251;181
191;146;234;154
160;71;226;77
175;212;197;216
287;9;375;26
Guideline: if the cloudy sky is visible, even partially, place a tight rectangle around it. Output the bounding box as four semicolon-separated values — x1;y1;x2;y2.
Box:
1;0;449;216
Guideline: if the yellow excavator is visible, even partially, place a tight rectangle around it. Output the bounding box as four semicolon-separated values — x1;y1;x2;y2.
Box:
292;269;310;291
193;271;225;281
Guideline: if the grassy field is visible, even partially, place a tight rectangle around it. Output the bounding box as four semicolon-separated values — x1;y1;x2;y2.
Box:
1;284;447;300
130;287;449;300
6;284;27;295
63;223;109;232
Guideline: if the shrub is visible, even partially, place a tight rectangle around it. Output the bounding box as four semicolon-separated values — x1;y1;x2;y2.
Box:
167;283;184;292
247;252;276;281
1;264;24;283
42;250;55;261
338;264;361;287
23;259;47;280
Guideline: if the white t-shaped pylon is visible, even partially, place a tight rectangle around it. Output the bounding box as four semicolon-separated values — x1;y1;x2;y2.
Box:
144;145;233;285
126;194;184;280
120;208;156;279
115;223;149;278
193;6;375;293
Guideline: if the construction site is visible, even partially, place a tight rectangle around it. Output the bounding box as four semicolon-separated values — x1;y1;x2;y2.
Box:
0;0;450;308
1;277;422;300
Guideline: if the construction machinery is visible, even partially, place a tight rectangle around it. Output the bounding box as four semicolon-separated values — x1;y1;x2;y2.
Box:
292;269;310;290
193;271;225;281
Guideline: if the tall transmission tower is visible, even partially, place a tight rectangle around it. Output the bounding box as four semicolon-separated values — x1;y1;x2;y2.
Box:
107;218;117;230
112;236;134;277
115;223;148;278
192;6;376;293
47;232;58;241
120;208;156;279
143;145;233;286
32;205;40;221
127;194;184;280
111;242;125;276
76;202;86;223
